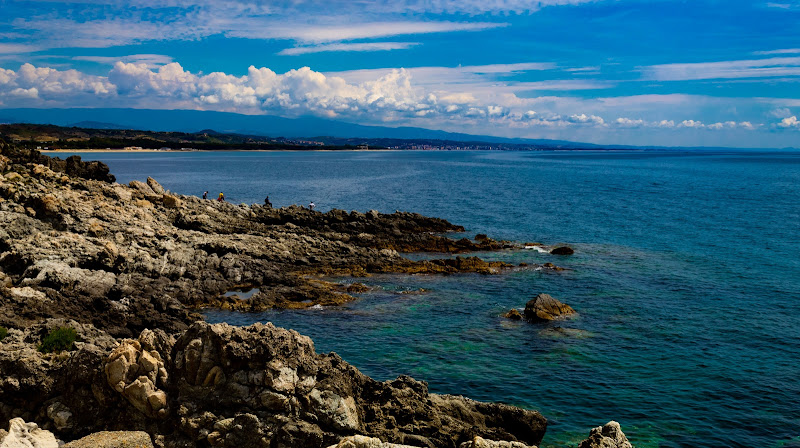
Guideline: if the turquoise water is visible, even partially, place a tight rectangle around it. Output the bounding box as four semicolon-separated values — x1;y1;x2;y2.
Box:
54;150;800;447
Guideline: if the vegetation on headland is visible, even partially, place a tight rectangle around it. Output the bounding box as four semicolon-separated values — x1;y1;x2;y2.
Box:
0;123;385;151
37;326;78;353
0;326;7;341
0;122;588;152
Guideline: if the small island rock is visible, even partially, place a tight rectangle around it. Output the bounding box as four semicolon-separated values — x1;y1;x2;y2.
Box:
503;309;523;320
524;294;576;322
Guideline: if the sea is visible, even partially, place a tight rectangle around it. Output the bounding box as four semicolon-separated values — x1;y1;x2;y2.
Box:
48;149;800;448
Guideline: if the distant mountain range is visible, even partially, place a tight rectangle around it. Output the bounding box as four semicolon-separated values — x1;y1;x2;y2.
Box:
0;107;602;149
0;108;791;151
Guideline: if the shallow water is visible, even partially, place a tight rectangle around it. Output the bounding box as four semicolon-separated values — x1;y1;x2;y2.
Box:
55;149;800;447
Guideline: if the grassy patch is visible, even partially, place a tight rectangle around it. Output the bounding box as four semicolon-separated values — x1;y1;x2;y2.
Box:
38;326;77;353
0;326;7;341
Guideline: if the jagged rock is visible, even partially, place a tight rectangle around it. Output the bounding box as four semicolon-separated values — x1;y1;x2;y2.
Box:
327;435;417;448
578;421;633;448
550;246;574;255
503;309;523;320
162;194;182;209
104;331;170;418
524;294;576;322
128;180;155;196
146;177;165;195
0;418;59;448
459;435;537;448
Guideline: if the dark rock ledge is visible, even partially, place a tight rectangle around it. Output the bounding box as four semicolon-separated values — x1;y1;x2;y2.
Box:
0;142;633;447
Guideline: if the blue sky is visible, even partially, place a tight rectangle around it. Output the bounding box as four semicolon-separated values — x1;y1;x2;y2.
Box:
1;0;799;147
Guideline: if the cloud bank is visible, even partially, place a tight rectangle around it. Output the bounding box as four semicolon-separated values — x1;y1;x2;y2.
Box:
0;62;778;139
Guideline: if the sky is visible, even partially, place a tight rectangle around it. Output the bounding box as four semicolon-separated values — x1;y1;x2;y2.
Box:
0;0;799;148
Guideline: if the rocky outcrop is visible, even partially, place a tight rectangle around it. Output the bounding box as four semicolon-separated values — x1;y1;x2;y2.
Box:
0;321;547;448
503;309;523;320
459;436;536;448
327;435;417;448
578;421;633;448
0;145;521;337
523;294;576;322
0;418;59;448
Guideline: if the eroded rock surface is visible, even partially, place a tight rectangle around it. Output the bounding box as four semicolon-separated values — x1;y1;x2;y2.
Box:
0;321;547;448
0;418;59;448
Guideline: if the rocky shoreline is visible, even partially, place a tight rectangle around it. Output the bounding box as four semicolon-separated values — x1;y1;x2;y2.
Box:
0;142;633;447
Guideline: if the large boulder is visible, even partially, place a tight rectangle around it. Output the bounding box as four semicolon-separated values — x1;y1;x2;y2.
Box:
578;421;633;448
0;418;59;448
145;177;165;195
524;294;576;322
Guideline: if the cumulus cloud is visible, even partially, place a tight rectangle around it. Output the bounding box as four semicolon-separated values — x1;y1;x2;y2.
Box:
0;62;768;135
568;113;604;125
777;116;800;128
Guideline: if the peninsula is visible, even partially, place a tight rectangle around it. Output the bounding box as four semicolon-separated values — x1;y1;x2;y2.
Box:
0;141;633;448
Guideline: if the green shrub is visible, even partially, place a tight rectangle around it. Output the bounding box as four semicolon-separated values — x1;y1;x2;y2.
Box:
0;326;7;341
38;326;77;353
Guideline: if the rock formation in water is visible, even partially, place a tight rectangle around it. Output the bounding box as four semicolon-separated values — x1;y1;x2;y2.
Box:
523;294;576;322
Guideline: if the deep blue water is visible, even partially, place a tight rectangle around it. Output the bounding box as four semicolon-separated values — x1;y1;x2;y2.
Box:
50;150;800;447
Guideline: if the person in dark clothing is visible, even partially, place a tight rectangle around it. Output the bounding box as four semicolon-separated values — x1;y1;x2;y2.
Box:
203;191;208;200
264;195;272;208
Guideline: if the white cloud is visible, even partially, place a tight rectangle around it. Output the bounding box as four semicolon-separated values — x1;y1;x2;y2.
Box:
278;42;420;56
225;20;509;43
641;57;800;81
753;48;800;55
614;117;645;128
568;113;604;125
680;119;705;128
0;62;769;138
73;54;174;67
777;116;800;128
0;43;40;54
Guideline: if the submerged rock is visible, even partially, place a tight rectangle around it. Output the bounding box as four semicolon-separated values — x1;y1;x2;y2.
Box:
578;421;633;448
524;294;576;322
550;246;574;255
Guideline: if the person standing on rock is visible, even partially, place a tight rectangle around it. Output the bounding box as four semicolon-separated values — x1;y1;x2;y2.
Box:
309;201;315;210
203;191;208;200
218;192;225;202
264;196;272;208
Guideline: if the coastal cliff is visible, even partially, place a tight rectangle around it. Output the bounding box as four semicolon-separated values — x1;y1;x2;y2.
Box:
0;142;632;447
